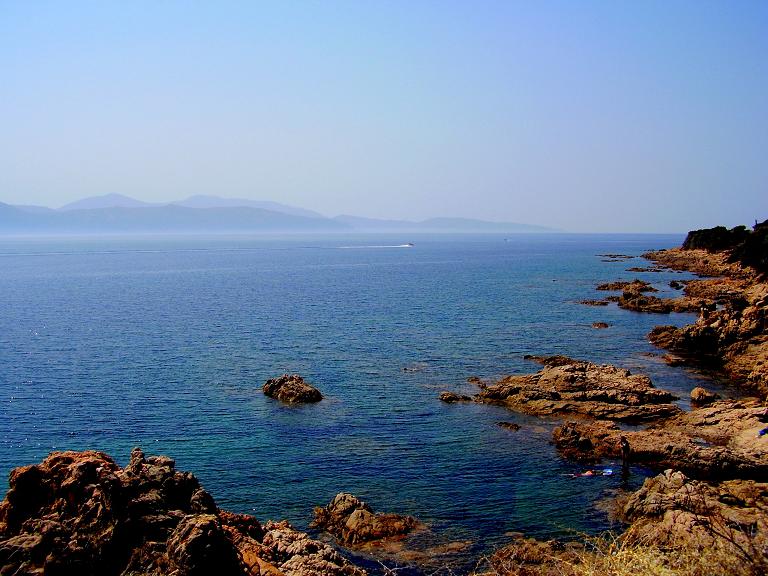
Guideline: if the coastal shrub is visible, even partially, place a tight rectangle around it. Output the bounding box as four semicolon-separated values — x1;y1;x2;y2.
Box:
728;219;768;276
682;225;749;252
682;219;768;276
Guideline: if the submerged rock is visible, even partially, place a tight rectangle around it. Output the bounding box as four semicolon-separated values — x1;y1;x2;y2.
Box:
263;374;323;404
0;449;366;576
472;356;680;423
311;493;419;546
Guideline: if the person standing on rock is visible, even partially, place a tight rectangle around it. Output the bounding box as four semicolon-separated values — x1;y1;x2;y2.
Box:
620;436;631;476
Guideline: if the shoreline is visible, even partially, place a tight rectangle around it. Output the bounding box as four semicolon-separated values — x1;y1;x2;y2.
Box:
1;224;766;575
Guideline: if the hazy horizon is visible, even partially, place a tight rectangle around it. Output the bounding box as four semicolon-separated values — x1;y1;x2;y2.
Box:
2;1;767;233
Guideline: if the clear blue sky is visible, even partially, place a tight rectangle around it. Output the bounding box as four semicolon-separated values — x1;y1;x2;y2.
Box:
1;1;766;232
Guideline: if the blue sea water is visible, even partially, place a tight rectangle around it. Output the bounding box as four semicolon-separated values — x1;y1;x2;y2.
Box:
0;233;728;571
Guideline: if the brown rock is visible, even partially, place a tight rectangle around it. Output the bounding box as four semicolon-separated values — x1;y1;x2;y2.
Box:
596;279;657;292
496;422;521;431
490;536;582;576
621;469;768;559
259;520;366;576
439;391;472;403
311;493;419;546
580;299;609;306
591;322;610;329
167;514;243;576
690;386;721;406
0;449;369;576
552;399;768;480
474;356;680;423
263;374;323;404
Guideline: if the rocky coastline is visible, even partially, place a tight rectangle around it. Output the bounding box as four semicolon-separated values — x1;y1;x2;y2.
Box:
2;222;767;575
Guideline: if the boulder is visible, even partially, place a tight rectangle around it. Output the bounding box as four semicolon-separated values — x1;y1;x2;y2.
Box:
621;469;768;558
311;493;419;546
263;374;323;404
259;520;367;576
167;514;242;576
591;322;610;329
472;356;680;423
690;386;721;406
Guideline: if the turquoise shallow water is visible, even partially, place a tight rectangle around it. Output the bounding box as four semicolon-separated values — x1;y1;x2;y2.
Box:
0;233;728;571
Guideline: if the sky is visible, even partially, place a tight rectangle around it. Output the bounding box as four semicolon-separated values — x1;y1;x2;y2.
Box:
1;1;766;232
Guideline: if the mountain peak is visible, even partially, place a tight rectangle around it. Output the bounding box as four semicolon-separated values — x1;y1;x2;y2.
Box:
59;193;158;211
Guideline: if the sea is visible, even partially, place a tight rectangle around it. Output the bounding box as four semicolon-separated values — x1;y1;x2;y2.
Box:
0;233;731;572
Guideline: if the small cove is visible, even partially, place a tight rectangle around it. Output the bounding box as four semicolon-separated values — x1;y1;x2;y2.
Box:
0;232;728;571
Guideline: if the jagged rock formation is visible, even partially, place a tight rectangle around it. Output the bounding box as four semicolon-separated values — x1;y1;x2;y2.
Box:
622;469;768;562
552;399;768;480
0;449;365;576
468;356;680;423
643;249;768;398
311;493;419;547
263;374;323;404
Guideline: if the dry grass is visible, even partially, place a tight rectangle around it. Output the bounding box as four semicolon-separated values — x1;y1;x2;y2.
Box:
476;530;767;576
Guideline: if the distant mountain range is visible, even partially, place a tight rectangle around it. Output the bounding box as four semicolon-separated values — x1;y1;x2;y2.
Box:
0;193;556;234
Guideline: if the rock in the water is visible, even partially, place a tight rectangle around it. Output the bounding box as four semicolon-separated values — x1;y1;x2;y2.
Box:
311;493;419;546
596;279;657;292
259;520;367;576
473;356;680;423
552;399;768;480
496;422;521;431
690;386;721;406
439;391;472;403
591;322;610;329
263;374;323;404
0;449;368;576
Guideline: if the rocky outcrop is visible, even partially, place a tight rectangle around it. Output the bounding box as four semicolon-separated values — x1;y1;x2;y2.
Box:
552;399;768;480
439;391;472;403
596;279;657;292
617;290;702;313
257;521;366;576
0;449;366;576
311;493;419;547
471;356;680;423
263;374;323;404
621;469;768;564
683;225;752;253
591;322;609;329
647;274;768;398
